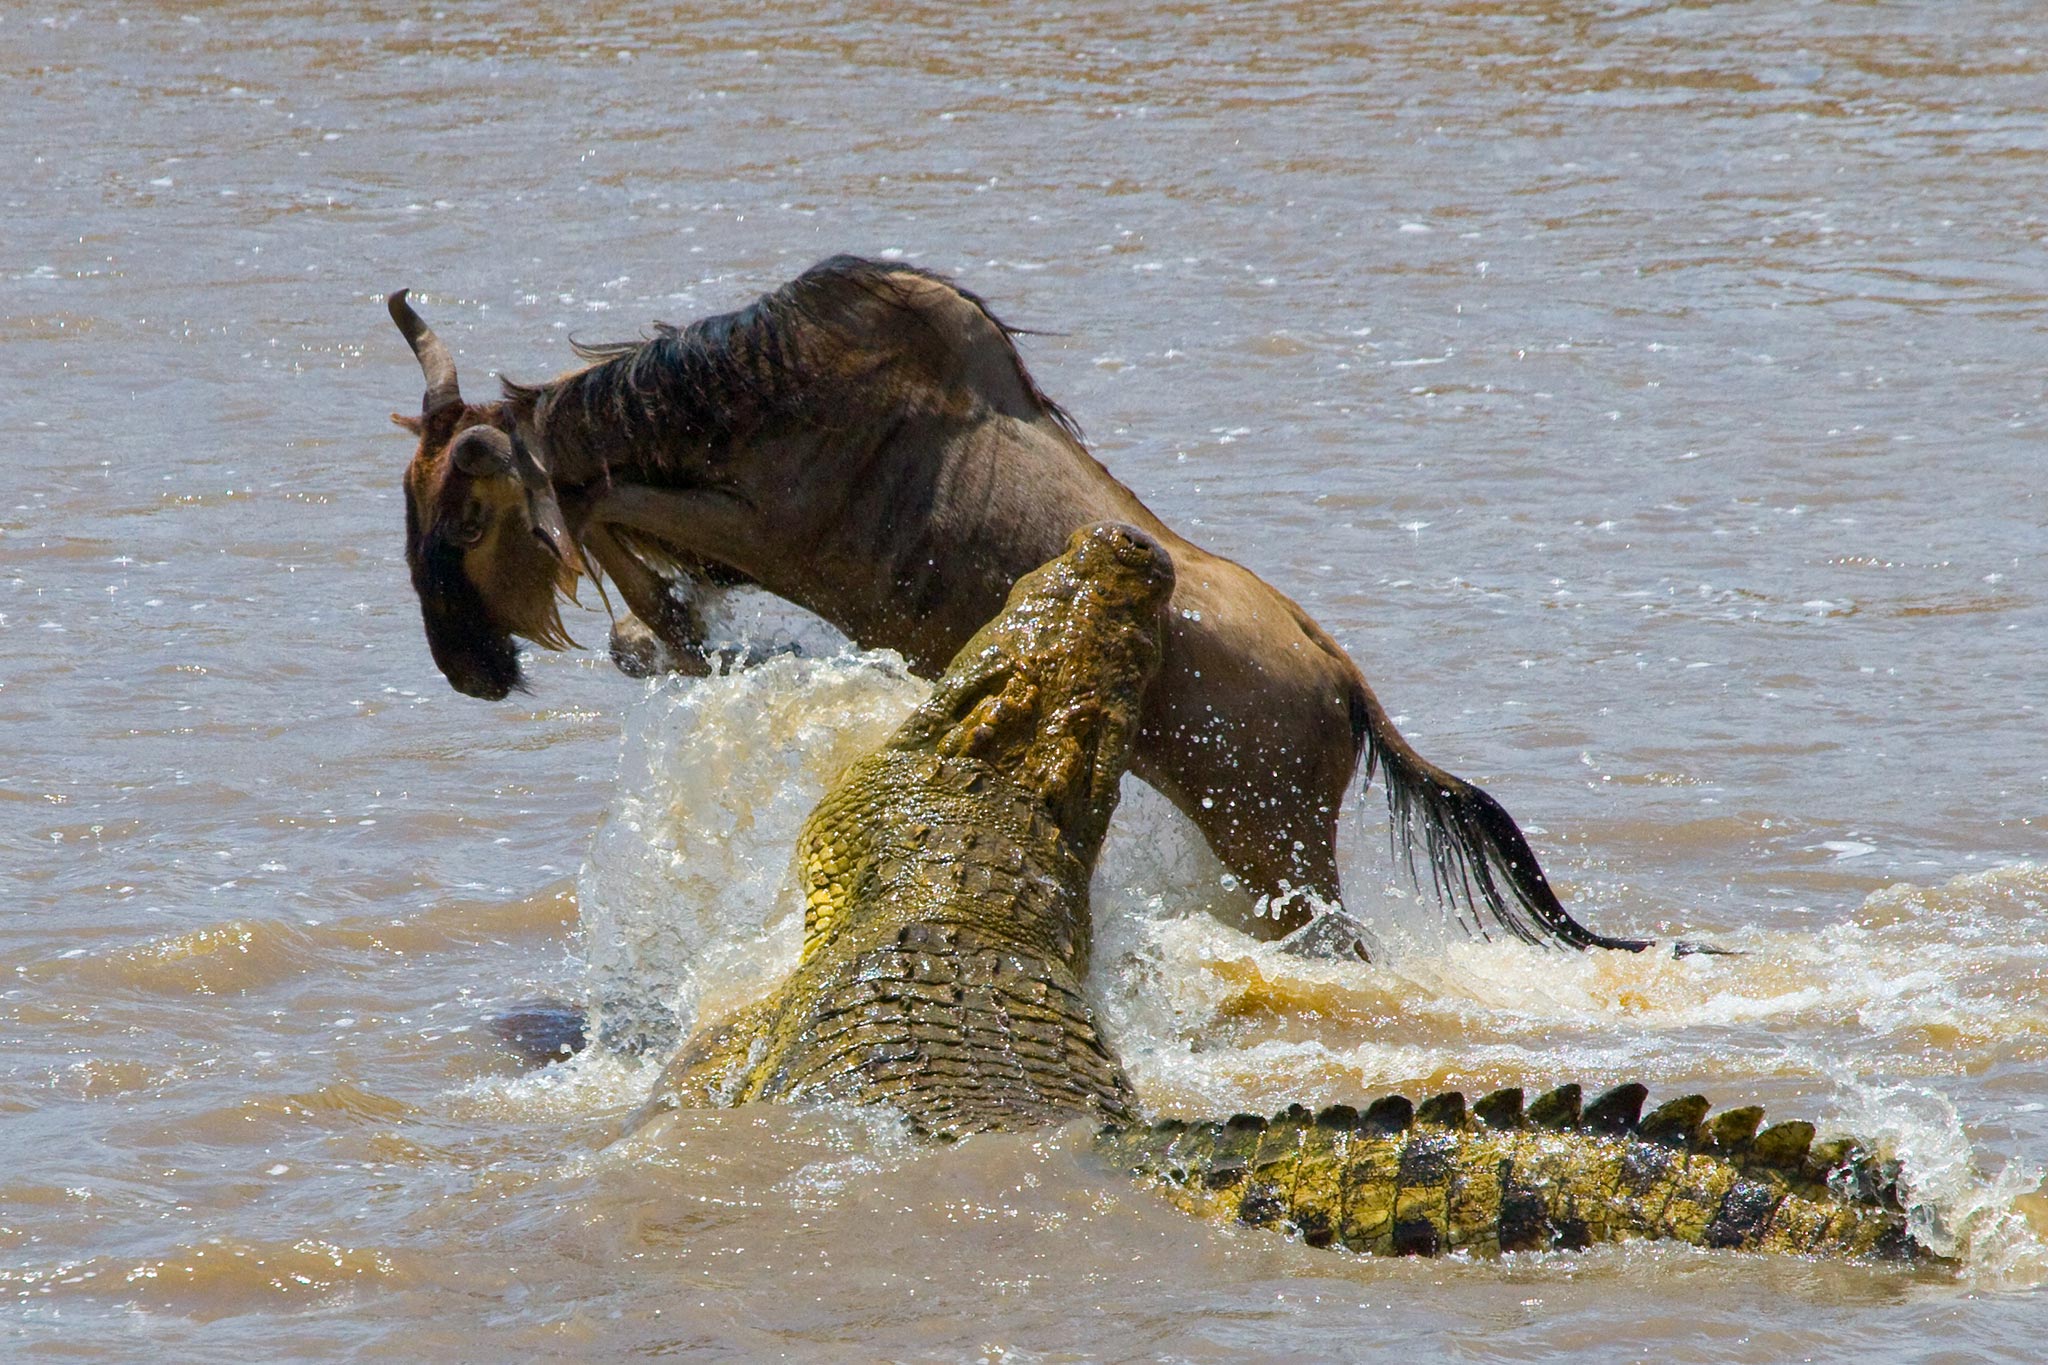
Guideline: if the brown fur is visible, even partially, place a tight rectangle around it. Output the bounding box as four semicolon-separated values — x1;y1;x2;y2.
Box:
389;258;1647;951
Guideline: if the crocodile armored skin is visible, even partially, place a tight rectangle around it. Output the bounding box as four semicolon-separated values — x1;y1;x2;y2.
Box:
1100;1088;1920;1261
634;523;1935;1264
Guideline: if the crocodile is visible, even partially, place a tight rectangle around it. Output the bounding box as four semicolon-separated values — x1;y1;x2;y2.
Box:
632;522;1935;1264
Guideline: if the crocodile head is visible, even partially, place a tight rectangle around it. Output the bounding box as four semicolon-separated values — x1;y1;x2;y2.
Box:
889;522;1175;861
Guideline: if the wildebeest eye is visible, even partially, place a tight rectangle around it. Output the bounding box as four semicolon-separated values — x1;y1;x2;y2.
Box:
450;501;487;546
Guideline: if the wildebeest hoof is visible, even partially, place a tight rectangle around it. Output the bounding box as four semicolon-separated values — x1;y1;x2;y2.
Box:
609;618;668;678
489;998;589;1067
1276;909;1377;963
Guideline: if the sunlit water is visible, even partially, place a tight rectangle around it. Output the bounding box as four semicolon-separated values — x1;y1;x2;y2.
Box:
4;2;2044;1359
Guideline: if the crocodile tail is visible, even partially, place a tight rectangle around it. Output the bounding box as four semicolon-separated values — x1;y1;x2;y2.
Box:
1096;1083;1937;1263
1349;683;1650;951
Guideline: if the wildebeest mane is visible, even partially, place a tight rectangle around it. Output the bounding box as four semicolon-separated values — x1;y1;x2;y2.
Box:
501;256;1082;479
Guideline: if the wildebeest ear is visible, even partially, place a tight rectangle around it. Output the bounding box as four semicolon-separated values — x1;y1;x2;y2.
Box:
450;425;517;478
391;412;424;435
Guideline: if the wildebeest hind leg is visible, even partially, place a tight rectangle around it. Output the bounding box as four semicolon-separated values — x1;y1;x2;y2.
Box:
1131;747;1351;942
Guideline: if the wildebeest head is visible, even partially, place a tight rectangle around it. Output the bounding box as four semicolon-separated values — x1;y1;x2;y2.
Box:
389;290;579;700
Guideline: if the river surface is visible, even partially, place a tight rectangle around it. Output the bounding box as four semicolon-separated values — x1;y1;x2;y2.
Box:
4;2;2045;1360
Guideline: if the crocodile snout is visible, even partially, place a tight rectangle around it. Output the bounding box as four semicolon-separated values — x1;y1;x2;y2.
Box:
1065;523;1175;601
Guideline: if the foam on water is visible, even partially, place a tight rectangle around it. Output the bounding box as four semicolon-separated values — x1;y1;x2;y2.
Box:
571;644;2045;1276
458;1043;662;1128
577;590;927;1053
1825;1081;2048;1282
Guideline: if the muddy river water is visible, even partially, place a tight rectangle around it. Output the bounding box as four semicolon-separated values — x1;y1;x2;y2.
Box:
4;2;2045;1359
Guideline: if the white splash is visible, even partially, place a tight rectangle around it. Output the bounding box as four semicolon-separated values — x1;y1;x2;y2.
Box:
568;634;2045;1274
577;643;925;1054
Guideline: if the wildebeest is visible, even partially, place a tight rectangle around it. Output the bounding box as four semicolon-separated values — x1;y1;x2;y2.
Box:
388;255;1648;954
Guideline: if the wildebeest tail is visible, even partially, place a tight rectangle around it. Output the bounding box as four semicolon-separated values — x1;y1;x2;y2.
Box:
1348;684;1650;951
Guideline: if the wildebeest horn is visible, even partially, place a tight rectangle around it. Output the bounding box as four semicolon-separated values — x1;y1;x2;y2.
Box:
387;288;462;417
